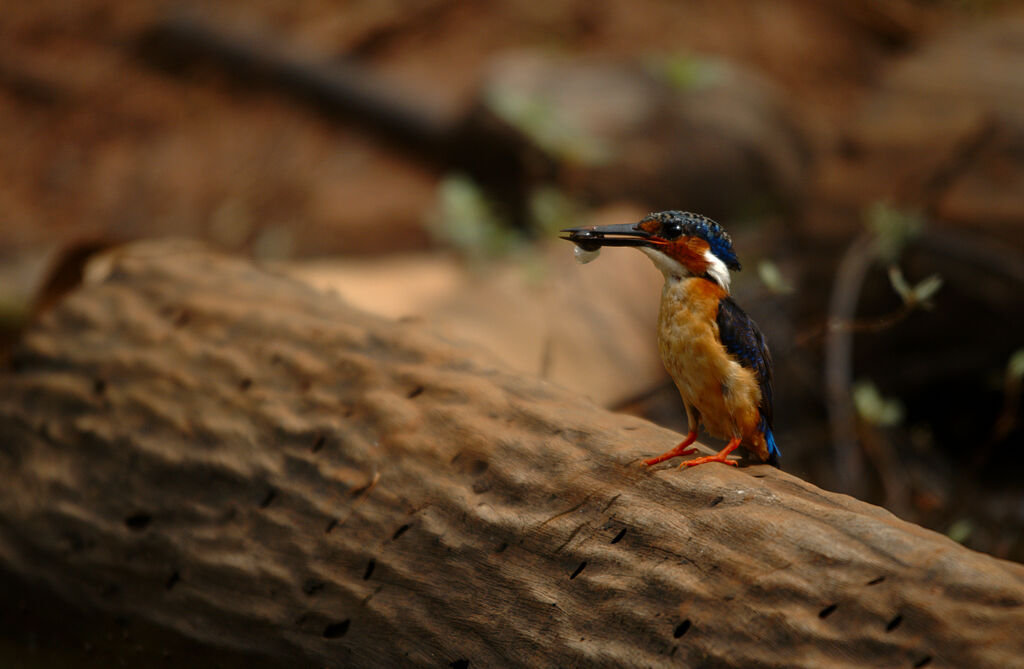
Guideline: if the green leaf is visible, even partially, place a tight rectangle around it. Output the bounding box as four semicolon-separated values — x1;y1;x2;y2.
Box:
911;274;943;306
530;186;579;237
887;266;942;308
887;266;912;301
866;202;924;263
947;518;973;544
483;84;612;166
648;53;723;91
1007;349;1024;380
757;260;793;295
431;175;522;260
852;381;905;427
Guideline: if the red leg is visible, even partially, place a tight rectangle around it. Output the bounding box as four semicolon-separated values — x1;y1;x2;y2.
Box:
643;431;698;466
681;437;741;468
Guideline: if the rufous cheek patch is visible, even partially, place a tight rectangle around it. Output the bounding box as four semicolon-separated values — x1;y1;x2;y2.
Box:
663;237;711;275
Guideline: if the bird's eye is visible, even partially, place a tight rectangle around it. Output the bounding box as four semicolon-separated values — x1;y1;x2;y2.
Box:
662;221;684;239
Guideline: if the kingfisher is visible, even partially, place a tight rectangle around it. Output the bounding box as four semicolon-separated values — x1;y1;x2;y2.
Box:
561;211;779;468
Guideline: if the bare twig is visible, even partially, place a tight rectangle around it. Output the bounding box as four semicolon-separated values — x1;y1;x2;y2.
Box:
824;232;877;496
796;301;916;347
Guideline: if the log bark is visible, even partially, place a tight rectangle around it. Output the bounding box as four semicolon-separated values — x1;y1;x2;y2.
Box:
0;240;1021;668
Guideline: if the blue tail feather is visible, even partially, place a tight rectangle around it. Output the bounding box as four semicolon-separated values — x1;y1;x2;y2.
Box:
760;416;780;467
764;426;780;458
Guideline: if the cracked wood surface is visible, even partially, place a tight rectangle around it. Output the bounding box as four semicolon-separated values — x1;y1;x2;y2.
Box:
0;240;1022;668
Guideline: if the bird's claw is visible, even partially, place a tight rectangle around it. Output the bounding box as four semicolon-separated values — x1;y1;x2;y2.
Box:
680;454;739;468
643;447;697;467
642;431;699;466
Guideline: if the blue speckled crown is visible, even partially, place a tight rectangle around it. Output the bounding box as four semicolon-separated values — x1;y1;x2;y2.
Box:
648;211;741;271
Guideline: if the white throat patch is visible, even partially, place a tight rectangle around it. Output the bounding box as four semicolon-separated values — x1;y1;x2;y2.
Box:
640;247;688;280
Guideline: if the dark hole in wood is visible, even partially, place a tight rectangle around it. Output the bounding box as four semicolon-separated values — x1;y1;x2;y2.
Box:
913;656;932;668
325;518;338;534
450;660;469;669
63;531;86;552
239;377;252;391
673;620;691;638
312;434;325;452
124;513;152;531
302;579;324;596
818;604;838;619
886;614;903;632
709;495;724;508
751;473;767;478
392;524;410;540
570;561;587;579
166;571;180;590
93;378;107;395
322;620;350;639
173;310;190;327
407;385;425;399
494;542;509;554
471;459;489;475
259;488;277;508
867;576;886;586
611;528;627;544
363;559;376;580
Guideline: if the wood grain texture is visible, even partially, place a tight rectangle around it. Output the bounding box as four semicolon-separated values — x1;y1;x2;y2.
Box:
0;240;1021;668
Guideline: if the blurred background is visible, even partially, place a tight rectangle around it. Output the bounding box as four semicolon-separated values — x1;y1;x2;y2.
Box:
0;0;1022;561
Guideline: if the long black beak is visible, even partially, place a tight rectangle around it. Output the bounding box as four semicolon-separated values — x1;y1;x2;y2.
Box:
559;223;656;252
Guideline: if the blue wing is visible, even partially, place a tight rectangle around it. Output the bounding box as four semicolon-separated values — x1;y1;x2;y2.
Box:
716;297;777;458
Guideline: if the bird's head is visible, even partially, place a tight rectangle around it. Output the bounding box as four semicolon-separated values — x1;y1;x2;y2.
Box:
561;211;741;291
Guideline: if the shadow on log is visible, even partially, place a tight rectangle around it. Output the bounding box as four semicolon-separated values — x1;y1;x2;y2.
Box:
0;240;1021;668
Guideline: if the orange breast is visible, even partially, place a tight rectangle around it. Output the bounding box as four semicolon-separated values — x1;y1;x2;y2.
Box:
657;278;766;456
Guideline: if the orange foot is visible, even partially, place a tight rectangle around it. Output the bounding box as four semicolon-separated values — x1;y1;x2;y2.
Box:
643;431;698;466
682;437;741;468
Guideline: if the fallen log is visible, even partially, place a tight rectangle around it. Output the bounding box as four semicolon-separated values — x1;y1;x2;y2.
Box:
0;240;1021;668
